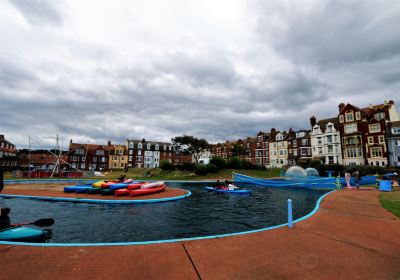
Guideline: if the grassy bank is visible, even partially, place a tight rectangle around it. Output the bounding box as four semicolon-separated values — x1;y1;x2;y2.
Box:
379;190;400;218
4;168;282;181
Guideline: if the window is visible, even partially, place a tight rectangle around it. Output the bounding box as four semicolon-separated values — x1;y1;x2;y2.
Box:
345;123;357;133
368;137;374;144
302;139;308;145
95;150;104;155
292;141;297;147
121;157;124;161
317;137;322;145
326;135;332;144
327;145;333;154
293;150;297;156
93;157;97;162
371;147;383;158
101;157;106;162
138;143;142;149
129;150;133;155
355;111;361;120
138;150;142;156
374;112;385;121
113;156;117;160
345;112;354;122
120;163;124;168
392;127;400;134
276;134;283;141
136;156;142;161
326;125;333;133
128;142;134;148
76;148;85;155
155;144;159;150
300;148;308;156
346;148;362;158
163;145;167;150
147;143;151;150
379;136;385;144
118;149;123;155
369;123;381;133
296;132;305;138
129;156;133;161
339;115;344;123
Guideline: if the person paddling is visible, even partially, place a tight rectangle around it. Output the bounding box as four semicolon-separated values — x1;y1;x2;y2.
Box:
0;207;11;230
0;168;4;193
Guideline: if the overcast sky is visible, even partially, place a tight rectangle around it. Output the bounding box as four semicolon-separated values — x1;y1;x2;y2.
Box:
1;0;400;149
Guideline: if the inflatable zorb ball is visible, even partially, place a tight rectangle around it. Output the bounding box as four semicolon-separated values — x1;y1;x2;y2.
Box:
285;166;307;179
304;167;319;177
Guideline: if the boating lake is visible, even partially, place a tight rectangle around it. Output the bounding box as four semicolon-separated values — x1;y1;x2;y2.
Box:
0;182;330;243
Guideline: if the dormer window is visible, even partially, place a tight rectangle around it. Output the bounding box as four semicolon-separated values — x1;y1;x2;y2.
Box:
138;143;142;149
374;112;385;121
128;142;134;149
345;111;354;122
276;134;283;141
76;148;85;155
147;143;151;150
163;145;167;150
355;111;361;120
155;144;159;150
392;127;400;134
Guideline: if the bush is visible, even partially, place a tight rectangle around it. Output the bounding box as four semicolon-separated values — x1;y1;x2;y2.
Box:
206;163;218;173
209;156;226;170
195;164;209;175
160;160;174;171
227;157;242;169
177;162;197;171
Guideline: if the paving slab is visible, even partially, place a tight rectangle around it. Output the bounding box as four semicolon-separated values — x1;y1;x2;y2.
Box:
0;188;399;280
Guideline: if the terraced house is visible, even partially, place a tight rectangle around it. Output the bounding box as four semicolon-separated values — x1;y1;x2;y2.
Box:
68;141;110;171
288;129;312;165
338;100;399;166
109;144;128;170
387;121;400;167
268;129;289;168
0;135;18;169
310;116;342;165
126;139;174;168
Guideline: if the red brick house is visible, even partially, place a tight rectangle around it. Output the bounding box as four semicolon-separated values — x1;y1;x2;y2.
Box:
68;141;110;171
338;100;399;166
0;135;18;170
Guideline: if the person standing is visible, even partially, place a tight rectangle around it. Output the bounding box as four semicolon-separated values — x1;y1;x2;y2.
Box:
0;168;4;193
344;172;351;189
352;171;361;190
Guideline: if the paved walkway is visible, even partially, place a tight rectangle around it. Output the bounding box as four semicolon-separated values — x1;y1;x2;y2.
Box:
0;190;399;279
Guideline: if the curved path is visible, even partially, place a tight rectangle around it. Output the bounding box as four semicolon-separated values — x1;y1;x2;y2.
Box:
0;190;399;279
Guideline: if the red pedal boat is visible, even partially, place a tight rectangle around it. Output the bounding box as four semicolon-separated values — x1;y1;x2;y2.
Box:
130;185;166;197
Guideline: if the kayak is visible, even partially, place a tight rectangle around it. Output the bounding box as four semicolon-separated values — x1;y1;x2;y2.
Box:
141;182;164;189
101;188;115;195
64;185;91;193
130;185;166;196
0;226;52;243
114;188;131;196
205;187;252;194
127;183;145;190
92;180;108;187
87;187;102;194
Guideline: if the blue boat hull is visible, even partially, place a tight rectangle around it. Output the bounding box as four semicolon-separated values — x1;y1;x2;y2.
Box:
205;187;252;194
0;226;51;243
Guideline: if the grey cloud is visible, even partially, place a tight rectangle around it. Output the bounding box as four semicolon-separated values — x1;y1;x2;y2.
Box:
9;0;63;26
255;0;400;68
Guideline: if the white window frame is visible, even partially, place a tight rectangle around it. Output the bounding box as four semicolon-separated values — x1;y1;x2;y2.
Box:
355;111;361;120
339;115;344;123
345;123;357;133
345;112;354;122
369;123;381;133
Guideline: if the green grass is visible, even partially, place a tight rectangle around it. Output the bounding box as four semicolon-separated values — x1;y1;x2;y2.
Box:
4;168;282;181
379;190;400;218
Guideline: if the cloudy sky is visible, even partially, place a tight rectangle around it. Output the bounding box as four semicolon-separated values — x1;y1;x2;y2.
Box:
1;0;400;149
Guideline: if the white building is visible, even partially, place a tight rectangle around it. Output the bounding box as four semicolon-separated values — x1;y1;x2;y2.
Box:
310;116;342;165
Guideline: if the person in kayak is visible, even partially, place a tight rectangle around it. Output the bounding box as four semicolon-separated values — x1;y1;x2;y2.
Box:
0;207;11;229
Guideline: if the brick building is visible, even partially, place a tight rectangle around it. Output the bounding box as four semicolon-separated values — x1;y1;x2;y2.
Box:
0;135;18;169
68;141;110;171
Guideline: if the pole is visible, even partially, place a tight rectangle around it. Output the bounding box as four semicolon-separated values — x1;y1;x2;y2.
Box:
288;199;293;228
28;136;31;178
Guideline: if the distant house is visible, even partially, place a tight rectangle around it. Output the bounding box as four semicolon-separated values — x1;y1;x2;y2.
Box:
338;100;399;166
255;131;270;167
126;139;174;168
288;129;312;165
268;128;289;168
18;151;68;171
0;135;18;169
387;121;400;167
68;141;110;171
310;116;342;165
109;144;128;170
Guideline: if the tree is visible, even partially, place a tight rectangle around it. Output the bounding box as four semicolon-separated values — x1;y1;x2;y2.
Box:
172;135;210;164
230;144;247;157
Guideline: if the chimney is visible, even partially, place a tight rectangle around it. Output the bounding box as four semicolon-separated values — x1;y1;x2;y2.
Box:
389;100;394;105
338;103;345;112
0;135;4;141
108;140;111;146
310;116;316;127
70;139;72;145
